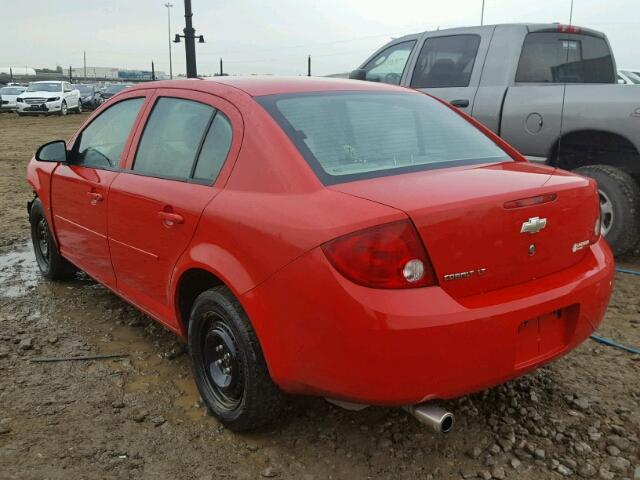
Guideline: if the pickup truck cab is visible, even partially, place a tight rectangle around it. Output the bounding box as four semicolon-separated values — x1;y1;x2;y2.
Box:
16;81;82;116
352;23;640;255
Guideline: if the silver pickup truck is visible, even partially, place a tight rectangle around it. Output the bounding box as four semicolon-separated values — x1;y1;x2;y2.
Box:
352;23;640;255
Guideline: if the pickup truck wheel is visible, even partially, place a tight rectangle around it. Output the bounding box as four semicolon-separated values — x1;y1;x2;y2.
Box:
59;101;68;116
574;165;640;256
30;199;77;280
188;286;285;432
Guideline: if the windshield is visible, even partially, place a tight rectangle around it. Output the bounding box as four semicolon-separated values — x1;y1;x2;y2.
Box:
105;84;128;94
26;82;61;93
258;91;508;184
0;87;24;95
621;70;640;84
76;85;93;94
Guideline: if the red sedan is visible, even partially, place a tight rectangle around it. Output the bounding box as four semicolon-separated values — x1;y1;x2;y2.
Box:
27;77;614;432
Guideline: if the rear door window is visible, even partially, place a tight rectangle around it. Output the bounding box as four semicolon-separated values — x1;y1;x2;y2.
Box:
410;35;481;88
193;112;233;182
134;98;214;179
133;97;232;182
515;33;615;83
362;41;416;85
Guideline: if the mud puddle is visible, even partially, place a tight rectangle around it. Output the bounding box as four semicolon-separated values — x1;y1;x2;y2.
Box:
0;243;40;299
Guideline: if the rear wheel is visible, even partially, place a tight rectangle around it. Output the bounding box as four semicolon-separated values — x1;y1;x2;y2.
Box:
75;101;82;113
30;198;77;280
574;164;640;256
188;286;285;432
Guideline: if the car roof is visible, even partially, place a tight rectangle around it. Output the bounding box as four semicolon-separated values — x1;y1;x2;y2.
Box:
127;76;410;97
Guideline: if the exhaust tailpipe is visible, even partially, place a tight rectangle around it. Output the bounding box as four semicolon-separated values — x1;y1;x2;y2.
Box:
404;404;454;433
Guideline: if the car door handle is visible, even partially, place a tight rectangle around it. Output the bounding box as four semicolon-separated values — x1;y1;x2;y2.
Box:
450;99;469;108
86;192;103;205
158;211;184;227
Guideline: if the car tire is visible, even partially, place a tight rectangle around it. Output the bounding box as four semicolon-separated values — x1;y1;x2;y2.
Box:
59;100;68;116
574;164;640;256
16;112;24;117
188;286;285;432
75;101;82;114
30;198;77;280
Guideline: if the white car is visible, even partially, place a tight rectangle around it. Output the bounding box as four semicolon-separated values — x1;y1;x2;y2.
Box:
16;81;82;116
617;69;640;85
0;85;27;112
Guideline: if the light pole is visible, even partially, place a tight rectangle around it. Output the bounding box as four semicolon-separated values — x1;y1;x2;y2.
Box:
164;2;174;79
480;0;485;25
174;0;204;78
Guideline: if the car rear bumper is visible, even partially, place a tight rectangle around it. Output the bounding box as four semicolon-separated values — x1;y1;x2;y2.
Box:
242;238;614;405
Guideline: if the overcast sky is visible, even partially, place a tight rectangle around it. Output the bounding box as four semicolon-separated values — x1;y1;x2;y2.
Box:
4;0;639;76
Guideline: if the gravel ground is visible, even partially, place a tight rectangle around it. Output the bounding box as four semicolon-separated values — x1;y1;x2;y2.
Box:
0;113;639;480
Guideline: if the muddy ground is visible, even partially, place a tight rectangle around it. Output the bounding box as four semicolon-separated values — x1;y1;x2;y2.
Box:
0;112;638;480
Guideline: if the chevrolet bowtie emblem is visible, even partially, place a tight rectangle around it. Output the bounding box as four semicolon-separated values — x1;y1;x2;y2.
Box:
520;216;547;234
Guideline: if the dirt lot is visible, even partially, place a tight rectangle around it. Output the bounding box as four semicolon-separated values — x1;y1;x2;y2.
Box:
0;113;638;480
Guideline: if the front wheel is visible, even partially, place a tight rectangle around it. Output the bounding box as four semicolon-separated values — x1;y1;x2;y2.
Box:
30;198;77;280
59;100;68;116
574;164;640;256
188;286;285;432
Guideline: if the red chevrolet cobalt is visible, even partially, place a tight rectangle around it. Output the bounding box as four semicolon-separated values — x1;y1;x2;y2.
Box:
27;77;614;432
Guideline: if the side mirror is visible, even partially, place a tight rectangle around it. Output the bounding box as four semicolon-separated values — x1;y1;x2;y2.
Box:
36;140;67;163
349;69;367;81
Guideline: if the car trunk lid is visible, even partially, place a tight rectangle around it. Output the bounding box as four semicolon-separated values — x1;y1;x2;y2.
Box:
330;161;599;298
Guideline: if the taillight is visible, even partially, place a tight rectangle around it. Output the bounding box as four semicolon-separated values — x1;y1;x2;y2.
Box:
321;220;437;289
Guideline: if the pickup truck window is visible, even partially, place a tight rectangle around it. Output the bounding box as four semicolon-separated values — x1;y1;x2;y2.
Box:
133;97;215;180
410;35;480;88
362;41;416;85
515;33;615;84
259;91;507;185
76;97;144;169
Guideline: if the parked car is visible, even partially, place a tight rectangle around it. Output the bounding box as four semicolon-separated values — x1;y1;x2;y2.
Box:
100;83;132;100
352;24;640;256
618;69;640;85
16;81;82;116
75;84;102;110
27;77;614;432
0;85;27;112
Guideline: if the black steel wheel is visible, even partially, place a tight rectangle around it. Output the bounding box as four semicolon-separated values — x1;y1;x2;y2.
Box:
30;198;76;280
188;286;285;431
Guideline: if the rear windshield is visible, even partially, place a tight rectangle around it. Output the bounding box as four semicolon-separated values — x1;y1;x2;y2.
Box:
516;33;615;84
257;91;508;185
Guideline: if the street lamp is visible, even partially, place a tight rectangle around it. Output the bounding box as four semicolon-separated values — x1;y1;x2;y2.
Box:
164;2;174;79
172;0;205;78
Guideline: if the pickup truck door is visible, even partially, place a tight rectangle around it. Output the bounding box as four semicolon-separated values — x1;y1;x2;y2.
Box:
405;27;493;113
499;31;586;160
50;91;150;287
107;89;240;327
